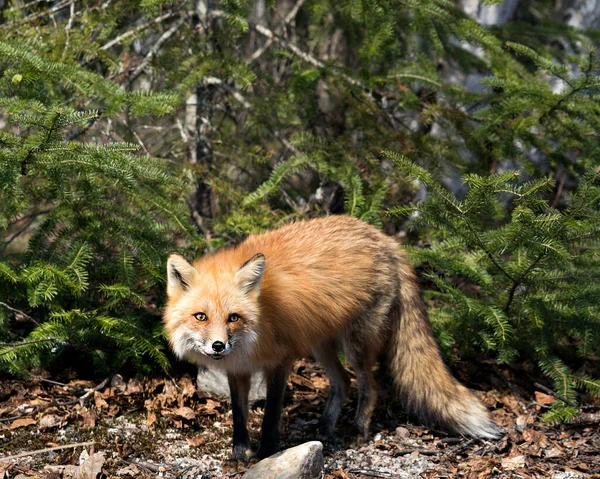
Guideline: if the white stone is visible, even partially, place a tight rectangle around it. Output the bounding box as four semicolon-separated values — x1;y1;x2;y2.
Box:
196;367;266;403
243;442;324;479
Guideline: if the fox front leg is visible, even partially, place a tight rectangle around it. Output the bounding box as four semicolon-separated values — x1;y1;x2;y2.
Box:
256;364;292;459
227;372;252;462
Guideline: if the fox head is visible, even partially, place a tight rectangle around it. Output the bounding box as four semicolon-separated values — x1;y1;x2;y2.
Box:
163;252;265;370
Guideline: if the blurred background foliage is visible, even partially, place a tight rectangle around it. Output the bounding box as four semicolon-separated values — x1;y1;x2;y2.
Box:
0;0;599;421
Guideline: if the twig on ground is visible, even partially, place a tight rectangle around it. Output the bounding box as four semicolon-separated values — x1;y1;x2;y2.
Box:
571;412;600;425
34;377;70;388
348;469;392;478
534;382;577;407
393;448;439;457
0;441;94;462
440;437;463;444
2;374;113;421
0;416;22;423
47;375;113;408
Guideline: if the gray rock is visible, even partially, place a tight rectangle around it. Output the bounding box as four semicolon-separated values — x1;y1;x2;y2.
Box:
243;442;324;479
196;367;266;403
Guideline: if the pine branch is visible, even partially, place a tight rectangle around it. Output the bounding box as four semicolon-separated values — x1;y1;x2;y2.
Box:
503;252;546;312
0;338;61;357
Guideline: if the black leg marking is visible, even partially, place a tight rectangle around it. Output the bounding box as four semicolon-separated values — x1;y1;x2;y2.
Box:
257;364;291;459
228;373;252;461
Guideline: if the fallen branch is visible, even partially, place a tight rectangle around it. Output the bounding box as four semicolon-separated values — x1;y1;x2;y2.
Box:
571;412;600;426
348;470;391;478
0;416;22;423
393;448;439;457
534;382;577;407
0;441;94;462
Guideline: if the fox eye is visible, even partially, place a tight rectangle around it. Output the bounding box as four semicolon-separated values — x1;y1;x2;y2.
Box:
193;312;207;321
228;313;240;323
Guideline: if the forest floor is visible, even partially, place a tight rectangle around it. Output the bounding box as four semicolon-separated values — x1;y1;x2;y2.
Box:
0;359;599;479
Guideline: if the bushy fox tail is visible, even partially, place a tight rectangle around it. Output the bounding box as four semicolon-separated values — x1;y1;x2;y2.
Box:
389;256;501;439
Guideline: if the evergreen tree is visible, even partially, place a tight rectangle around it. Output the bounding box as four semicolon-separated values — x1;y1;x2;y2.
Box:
0;39;193;374
1;0;599;421
387;155;600;422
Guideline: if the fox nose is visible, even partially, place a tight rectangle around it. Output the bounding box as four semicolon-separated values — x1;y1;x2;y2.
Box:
212;341;226;353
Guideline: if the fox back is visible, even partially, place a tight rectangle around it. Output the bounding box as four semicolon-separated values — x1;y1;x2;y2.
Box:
163;215;399;373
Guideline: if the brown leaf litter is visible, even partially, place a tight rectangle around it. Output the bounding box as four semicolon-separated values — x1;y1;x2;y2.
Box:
0;360;598;478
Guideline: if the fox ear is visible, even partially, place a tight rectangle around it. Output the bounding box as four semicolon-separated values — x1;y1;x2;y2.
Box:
236;253;265;293
167;253;198;296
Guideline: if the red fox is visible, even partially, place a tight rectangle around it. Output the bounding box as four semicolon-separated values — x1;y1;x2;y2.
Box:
163;216;499;460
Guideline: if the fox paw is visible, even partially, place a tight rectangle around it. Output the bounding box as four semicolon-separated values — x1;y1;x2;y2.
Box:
232;446;252;463
223;447;253;473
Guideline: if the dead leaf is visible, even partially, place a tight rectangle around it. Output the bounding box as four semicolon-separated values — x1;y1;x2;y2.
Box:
107;404;120;417
44;450;105;479
522;428;548;447
174;406;196;420
179;376;196;398
544;445;564;458
116;464;139;476
94;391;108;409
156;382;178;408
311;376;329;390
78;450;105;479
501;455;525;470
186;435;206;447
81;409;96;428
396;426;410;440
289;372;314;390
38;414;61;430
124;378;143;396
534;391;555;405
198;399;220;416
10;417;36;429
147;411;157;427
331;469;350;479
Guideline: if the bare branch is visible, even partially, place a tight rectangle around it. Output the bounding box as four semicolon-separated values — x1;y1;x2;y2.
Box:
8;0;72;25
62;0;76;60
101;12;177;51
246;0;306;65
196;76;302;155
0;302;43;328
126;15;187;87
